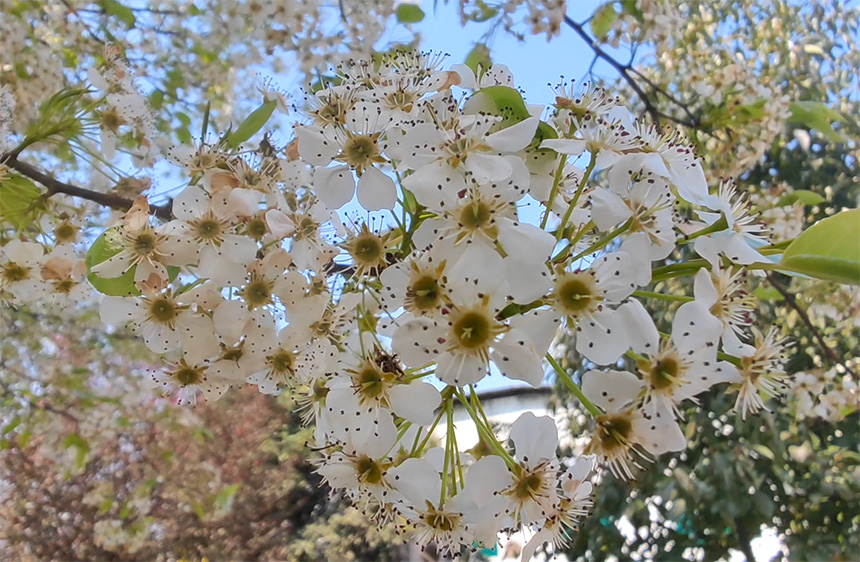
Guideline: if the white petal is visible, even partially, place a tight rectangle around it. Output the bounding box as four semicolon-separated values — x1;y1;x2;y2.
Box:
502;258;553;303
496;218;555;266
492;330;544;386
213;299;248;343
313;165;355;209
389;382;441;426
633;411;686;455
591;188;631;231
539;138;586;155
388;457;440;506
693;267;718;307
485;116;539;152
672;301;722;355
436;351;487;386
172;186;208;221
178;313;219;363
403;160;463;211
618;299;659;355
507;308;560;356
356;166;397;210
391;318;443;368
510;411;558;463
464;152;511;183
582;369;644;412
296;125;337;165
576;309;628;365
100;296;143;326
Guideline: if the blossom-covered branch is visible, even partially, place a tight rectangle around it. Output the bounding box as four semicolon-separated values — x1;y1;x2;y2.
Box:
2;155;172;220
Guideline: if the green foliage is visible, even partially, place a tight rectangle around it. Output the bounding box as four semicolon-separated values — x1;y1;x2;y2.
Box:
226;99;277;148
781;209;860;285
591;4;618;40
85;229;140;296
465;43;492;75
775;189;826;207
0;174;43;229
61;433;91;469
789;101;844;142
97;0;136;29
396;3;425;23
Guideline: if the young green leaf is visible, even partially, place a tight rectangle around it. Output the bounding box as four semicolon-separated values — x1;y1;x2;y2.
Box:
789;101;843;142
227;99;277;148
396;3;425;23
0;175;44;229
85;229;140;297
780;209;860;285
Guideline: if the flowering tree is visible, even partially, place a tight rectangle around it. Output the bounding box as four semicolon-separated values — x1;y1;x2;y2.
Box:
1;0;858;558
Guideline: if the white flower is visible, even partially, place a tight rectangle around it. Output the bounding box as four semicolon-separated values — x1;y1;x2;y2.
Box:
100;287;219;363
694;180;770;267
730;327;791;419
582;369;686;480
0;240;46;303
148;356;231;405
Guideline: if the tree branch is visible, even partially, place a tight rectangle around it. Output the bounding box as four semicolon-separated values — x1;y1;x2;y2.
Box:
765;272;857;378
2;156;172;220
562;15;701;130
734;516;757;562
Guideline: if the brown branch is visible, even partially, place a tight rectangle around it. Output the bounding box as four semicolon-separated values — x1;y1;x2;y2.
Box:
765;272;857;378
562;15;701;130
2;156;172;220
0;373;80;427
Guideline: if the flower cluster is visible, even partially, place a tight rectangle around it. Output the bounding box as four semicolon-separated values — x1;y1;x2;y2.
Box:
0;52;797;556
0;0;397;137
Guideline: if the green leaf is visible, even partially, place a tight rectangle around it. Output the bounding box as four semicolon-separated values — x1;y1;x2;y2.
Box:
2;417;22;435
85;229;140;297
776;189;826;207
789;101;843;142
0;175;44;229
99;497;114;514
214;483;241;510
192;501;206;520
396;3;425;23
620;0;643;21
464;43;492;77
17;430;31;448
752;286;783;301
590;4;618;40
781;209;860;285
464;85;531;125
751;444;775;460
176;126;193;145
227;99;277;148
61;433;90;468
99;0;136;29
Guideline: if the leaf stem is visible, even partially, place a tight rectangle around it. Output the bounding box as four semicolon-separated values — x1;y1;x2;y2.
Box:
545;353;601;417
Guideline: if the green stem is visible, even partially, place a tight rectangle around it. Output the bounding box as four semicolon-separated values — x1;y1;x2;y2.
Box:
570;218;632;262
440;394;453;505
556;152;597;242
545;353;602;418
454;388;517;471
633;290;694;302
540;154;568;230
679;215;728;243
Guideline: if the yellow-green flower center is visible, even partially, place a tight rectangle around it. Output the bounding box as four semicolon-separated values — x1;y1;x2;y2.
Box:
452;310;492;351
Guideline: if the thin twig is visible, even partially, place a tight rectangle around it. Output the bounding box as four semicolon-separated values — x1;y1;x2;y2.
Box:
562;15;701;130
3;156;172;220
765;272;857;378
